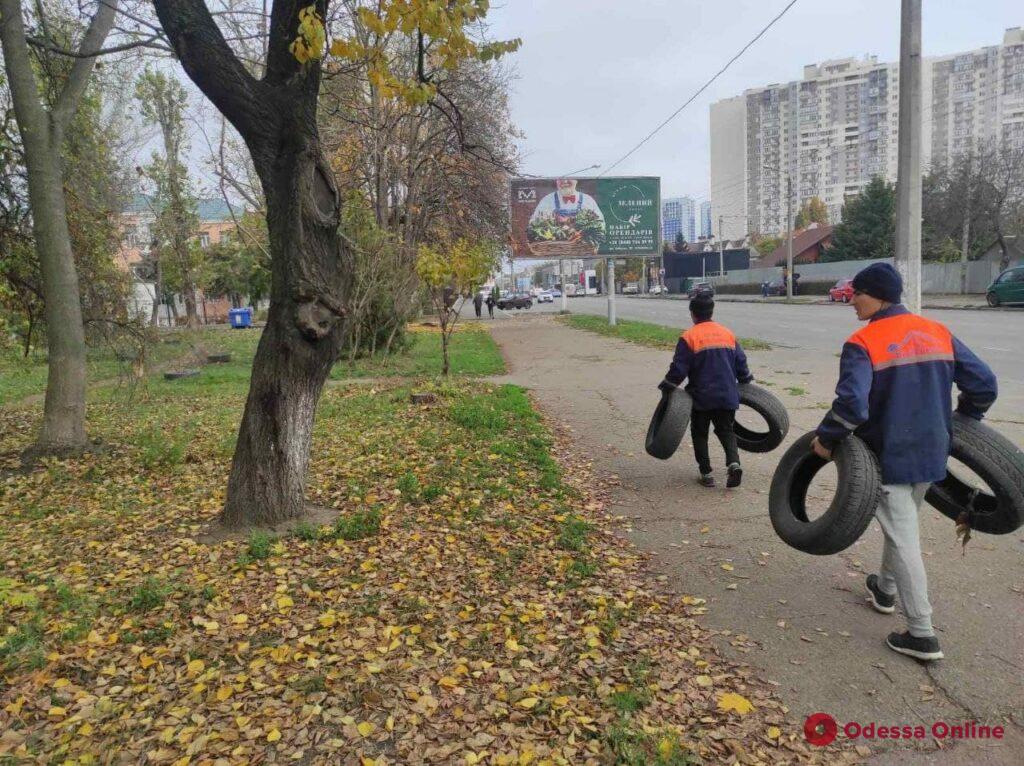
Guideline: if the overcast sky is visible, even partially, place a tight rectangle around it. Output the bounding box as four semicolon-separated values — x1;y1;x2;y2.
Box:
486;0;1022;206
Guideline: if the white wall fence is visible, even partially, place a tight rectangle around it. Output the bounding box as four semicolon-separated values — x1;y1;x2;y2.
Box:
707;257;1005;294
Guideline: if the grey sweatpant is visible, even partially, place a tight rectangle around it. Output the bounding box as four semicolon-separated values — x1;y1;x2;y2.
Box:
874;483;934;637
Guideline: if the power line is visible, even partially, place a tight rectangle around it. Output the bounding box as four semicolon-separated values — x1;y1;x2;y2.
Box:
599;0;800;177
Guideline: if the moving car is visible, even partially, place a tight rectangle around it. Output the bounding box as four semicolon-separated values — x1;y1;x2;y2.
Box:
537;290;554;303
986;266;1024;306
829;278;855;303
687;281;715;299
497;293;533;310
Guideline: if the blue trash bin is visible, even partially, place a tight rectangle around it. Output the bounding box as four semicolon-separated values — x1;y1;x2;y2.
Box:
229;307;253;329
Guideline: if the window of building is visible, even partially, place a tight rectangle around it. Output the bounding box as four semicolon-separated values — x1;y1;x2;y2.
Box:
199;232;211;248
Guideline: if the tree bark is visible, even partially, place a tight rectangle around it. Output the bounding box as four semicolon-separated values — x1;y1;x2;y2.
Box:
0;0;117;453
155;0;349;526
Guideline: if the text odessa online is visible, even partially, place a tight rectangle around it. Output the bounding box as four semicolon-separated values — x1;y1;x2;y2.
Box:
843;721;1005;740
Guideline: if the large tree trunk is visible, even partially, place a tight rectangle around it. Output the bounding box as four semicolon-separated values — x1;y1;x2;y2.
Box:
29;145;88;450
220;105;346;527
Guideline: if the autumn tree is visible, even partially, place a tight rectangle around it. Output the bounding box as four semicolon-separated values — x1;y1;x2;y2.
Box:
0;0;120;453
151;0;519;526
416;236;497;375
794;196;828;230
136;68;204;328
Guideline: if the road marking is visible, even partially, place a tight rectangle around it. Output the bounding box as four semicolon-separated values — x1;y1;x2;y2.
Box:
983;346;1010;352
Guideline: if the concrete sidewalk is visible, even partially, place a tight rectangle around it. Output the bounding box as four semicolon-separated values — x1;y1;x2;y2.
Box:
491;316;1024;764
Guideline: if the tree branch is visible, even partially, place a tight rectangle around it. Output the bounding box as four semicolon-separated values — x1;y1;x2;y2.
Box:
264;0;328;92
153;0;267;141
27;32;171;58
51;0;120;130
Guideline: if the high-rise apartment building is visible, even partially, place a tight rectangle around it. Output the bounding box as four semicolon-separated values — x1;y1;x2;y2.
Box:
662;196;696;243
710;27;1024;238
700;201;712;238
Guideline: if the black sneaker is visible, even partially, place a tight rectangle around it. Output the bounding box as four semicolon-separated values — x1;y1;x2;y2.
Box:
699;473;716;488
866;574;895;614
726;463;743;488
886;631;944;661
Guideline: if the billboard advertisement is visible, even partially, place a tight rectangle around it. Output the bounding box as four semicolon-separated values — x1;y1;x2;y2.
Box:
510;176;660;259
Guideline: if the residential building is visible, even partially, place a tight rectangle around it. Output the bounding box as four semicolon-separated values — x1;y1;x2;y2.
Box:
710;27;1024;237
117;195;241;324
661;196;696;244
763;223;835;266
699;201;712;238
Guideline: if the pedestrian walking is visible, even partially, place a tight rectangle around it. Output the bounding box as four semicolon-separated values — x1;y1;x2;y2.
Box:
473;291;483;318
659;295;752;488
812;262;997;661
761;280;769;298
485;292;495;319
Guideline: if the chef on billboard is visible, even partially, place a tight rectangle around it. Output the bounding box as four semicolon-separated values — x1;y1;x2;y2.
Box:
529;178;604;226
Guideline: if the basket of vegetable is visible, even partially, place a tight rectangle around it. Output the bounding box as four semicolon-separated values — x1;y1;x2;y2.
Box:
526;210;604;257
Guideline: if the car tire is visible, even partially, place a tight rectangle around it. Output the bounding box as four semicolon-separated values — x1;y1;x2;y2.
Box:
735;384;790;453
925;414;1024;535
843;295;850;303
645;387;692;460
769;432;882;555
986;292;1000;307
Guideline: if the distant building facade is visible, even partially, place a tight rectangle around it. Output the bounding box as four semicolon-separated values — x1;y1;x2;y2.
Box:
710;27;1024;237
700;201;712;238
662;196;696;244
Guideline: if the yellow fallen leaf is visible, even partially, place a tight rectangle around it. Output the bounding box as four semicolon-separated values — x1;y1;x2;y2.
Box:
276;595;294;610
78;722;94;736
266;728;282;742
438;676;459;688
232;614;248;624
504;638;521;652
52;678;71;688
318;612;337;628
215;685;233;701
658;737;675;758
139;655;156;669
517;697;539;709
187;659;204;676
695;675;713;687
718;692;754;714
767;725;781;739
357;721;375;737
720;563;734;571
48;707;67;718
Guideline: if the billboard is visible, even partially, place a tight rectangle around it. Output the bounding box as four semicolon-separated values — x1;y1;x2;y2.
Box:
510;176;660;259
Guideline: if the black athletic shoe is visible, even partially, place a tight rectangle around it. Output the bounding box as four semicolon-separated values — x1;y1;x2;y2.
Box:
726;463;743;488
866;574;896;614
699;473;716;488
886;631;944;661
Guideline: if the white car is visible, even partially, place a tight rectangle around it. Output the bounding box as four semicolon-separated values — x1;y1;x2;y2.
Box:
537;290;554;303
649;284;666;295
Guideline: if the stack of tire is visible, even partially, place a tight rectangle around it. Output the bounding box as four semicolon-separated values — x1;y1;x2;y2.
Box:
768;415;1024;555
645;383;790;459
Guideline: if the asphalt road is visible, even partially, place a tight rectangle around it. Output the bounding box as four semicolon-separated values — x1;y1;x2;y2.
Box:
527;296;1024;417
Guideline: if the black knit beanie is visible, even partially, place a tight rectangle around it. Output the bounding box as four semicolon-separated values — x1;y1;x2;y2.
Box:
852;262;902;304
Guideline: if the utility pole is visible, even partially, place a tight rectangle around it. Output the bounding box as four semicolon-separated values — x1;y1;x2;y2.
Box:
559;259;567;312
718;215;725;278
895;0;923;313
607;257;617;326
786;175;794;299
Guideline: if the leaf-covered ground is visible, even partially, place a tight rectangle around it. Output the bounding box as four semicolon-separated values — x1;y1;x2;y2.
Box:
0;326;853;764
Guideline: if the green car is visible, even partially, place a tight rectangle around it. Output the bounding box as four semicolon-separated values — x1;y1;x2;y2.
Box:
986;265;1024;307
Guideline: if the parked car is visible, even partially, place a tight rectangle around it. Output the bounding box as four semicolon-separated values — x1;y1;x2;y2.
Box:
764;278;787;297
623;282;640;295
497;293;533;310
687;281;715;299
829;278;855;303
986;265;1024;306
649;284;666;295
537;290;554;303
550;288;562;298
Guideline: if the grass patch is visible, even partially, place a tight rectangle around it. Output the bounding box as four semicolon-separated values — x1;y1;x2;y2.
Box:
557;515;593;552
784;386;807;396
128;576;172;613
332;509;382;541
561;314;771;352
332;324;505;379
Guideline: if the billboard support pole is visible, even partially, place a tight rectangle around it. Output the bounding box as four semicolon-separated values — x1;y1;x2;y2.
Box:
559;259;567;312
607;257;617;326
